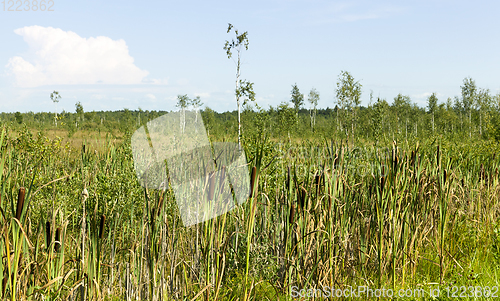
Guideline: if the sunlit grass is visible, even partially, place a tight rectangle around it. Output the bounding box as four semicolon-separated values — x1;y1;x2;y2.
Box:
0;123;499;300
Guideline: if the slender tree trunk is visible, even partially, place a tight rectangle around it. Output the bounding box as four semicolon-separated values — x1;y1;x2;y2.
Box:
336;109;339;132
351;118;354;142
431;113;433;133
469;110;472;138
236;50;241;147
310;108;313;131
55;103;58;127
480;111;482;136
406;118;408;140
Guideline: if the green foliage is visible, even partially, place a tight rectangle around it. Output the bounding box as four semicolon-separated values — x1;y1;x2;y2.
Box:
224;23;249;59
427;92;438;113
290;83;304;112
237;80;256;106
224;23;255;145
335;70;362;111
276;102;296;137
75;101;84;124
190;95;203;109
0;115;500;299
14;111;23;124
461;77;477;113
308;88;319;131
176;94;190;109
50;91;61;104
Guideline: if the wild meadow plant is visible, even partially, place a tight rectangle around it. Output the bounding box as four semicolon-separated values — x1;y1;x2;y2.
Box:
0;123;499;299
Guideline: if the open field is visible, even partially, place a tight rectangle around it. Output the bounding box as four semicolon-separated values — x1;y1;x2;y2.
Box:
0;118;500;300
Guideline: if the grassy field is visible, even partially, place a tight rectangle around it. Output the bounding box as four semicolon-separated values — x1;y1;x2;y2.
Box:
0;122;500;300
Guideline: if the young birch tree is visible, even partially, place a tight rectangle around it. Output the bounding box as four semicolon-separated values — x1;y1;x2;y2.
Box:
461;77;477;138
335;71;362;140
51;91;61;127
224;23;256;146
190;96;203;124
290;83;304;123
176;94;190;133
427;93;438;133
308;88;319;131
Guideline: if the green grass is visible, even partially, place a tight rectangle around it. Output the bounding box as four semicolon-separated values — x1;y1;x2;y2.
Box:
0;123;499;300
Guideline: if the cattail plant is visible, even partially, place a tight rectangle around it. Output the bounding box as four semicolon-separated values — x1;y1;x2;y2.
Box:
46;221;52;252
219;165;226;193
55;227;61;253
437;144;440;167
286;166;291;191
80;187;89;301
289;204;295;225
298;186;307;211
249;166;257;198
15;187;25;221
208;171;216;201
99;215;106;239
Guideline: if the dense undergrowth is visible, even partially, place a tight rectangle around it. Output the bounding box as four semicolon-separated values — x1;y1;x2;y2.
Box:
0;122;499;300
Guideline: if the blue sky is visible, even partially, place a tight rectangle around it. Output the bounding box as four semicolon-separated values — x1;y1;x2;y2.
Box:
1;0;499;113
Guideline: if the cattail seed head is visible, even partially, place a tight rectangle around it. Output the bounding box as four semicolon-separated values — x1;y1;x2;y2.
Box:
314;172;321;186
380;176;386;194
289;204;295;224
55;227;61;252
249;166;257;198
208;171;216;201
156;193;164;217
437;145;440;165
46;221;51;251
298;186;307;210
2;274;7;298
286;166;291;191
16;187;26;221
99;215;106;239
219;165;226;193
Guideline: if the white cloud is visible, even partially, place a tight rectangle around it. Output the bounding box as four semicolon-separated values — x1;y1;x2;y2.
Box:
146;93;156;100
142;78;169;85
91;94;106;100
194;92;210;98
176;78;189;86
6;26;149;87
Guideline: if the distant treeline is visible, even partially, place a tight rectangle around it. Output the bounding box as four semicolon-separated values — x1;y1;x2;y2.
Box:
2;77;500;143
2;101;500;143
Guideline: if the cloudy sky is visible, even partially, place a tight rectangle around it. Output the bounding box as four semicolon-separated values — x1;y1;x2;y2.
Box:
1;0;499;113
